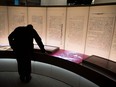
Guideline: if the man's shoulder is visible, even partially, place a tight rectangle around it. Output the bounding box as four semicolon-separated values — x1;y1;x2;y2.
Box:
14;26;25;31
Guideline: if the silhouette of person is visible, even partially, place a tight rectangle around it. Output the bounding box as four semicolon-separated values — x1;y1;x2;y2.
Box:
8;24;46;82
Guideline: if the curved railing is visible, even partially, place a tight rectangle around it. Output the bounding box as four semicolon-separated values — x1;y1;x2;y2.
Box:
0;50;116;87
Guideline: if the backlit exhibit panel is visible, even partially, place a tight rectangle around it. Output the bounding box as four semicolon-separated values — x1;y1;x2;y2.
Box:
0;6;8;45
109;5;116;62
85;5;116;59
46;7;66;49
65;7;89;53
28;7;47;44
0;5;116;62
8;6;28;34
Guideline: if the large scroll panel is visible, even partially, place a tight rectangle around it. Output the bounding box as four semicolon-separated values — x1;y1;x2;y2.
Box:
65;7;89;53
110;22;116;62
46;7;66;48
109;5;116;62
28;7;46;44
0;6;8;45
85;5;116;59
8;6;27;34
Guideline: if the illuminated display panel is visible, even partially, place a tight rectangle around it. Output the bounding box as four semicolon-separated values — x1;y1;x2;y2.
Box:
28;7;47;44
0;5;116;62
65;7;89;53
109;5;116;62
85;5;116;59
46;7;66;49
8;6;28;34
0;6;8;45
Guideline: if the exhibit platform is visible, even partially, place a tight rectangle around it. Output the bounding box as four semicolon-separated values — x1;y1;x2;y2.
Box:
0;45;116;87
82;55;116;82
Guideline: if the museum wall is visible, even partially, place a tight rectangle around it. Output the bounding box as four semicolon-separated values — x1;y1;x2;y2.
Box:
0;5;116;62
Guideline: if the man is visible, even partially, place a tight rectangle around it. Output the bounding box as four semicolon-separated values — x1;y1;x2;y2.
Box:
8;24;45;82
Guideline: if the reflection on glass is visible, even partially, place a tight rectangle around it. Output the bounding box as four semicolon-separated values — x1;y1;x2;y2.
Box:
0;0;41;6
0;0;7;5
14;0;19;5
67;0;93;5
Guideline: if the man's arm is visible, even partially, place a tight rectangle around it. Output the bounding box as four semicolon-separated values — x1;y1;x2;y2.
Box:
33;29;46;53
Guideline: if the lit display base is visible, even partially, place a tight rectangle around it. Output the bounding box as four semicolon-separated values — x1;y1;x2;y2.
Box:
0;46;116;87
0;45;60;54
